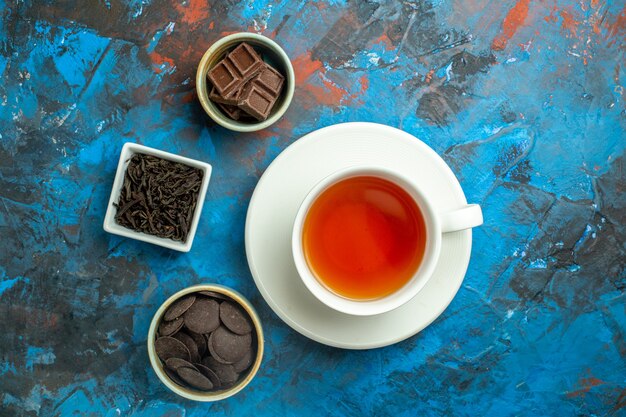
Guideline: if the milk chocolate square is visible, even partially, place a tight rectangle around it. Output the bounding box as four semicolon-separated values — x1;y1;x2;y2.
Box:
209;86;242;105
228;43;263;79
254;64;284;97
207;59;242;96
217;103;243;120
238;84;274;121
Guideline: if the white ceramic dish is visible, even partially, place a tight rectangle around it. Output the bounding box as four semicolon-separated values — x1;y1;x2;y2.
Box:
103;143;212;252
245;122;474;349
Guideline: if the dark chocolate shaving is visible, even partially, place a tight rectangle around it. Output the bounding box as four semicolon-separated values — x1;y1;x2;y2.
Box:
114;153;203;242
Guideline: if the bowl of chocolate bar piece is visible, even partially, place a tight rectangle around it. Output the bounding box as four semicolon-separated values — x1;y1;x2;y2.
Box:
196;32;295;132
148;284;264;401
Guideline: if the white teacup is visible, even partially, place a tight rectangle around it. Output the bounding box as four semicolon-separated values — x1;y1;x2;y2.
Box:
292;166;483;316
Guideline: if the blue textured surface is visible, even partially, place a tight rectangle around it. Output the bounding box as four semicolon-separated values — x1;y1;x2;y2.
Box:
1;1;625;416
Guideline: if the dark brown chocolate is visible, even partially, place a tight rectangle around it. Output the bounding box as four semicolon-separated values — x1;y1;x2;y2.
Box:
228;42;263;79
155;336;191;362
209;86;241;105
183;297;220;334
217;103;243;120
220;301;253;335
237;83;275;121
164;295;196;321
165;357;195;371
253;63;284;97
194;363;221;388
209;326;252;363
177;367;213;390
158;316;184;337
173;331;201;363
207;59;242;96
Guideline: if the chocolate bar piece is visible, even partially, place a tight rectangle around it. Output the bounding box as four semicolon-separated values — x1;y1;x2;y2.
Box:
207;59;242;96
217;103;243;120
253;63;284;97
238;83;275;121
228;43;264;80
207;43;263;97
209;86;241;105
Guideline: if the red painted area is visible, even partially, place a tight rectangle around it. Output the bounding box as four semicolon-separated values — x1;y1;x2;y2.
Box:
425;69;435;84
373;33;396;51
544;6;558;23
149;52;175;73
318;75;350;105
606;4;626;45
612;388;626;412
593;17;603;35
251;129;276;140
314;1;329;11
358;74;369;94
175;0;209;28
181;91;197;104
292;52;324;85
492;0;531;51
559;9;581;37
291;52;349;107
544;4;624;45
566;376;607;398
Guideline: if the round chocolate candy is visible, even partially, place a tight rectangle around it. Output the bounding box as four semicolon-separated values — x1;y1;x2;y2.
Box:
173;332;200;363
163;295;196;321
203;356;238;385
177;366;213;390
194;362;221;388
155;336;190;362
209;325;252;363
220;301;253;335
165;357;195;370
184;298;220;334
232;348;254;373
158;317;184;337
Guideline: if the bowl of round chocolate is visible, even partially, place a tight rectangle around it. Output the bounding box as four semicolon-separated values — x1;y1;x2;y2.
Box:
196;32;295;132
148;284;263;401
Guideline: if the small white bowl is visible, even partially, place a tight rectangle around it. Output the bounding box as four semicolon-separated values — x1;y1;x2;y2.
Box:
148;284;264;401
103;143;212;252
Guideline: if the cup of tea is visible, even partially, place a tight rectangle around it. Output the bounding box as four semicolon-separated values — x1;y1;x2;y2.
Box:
291;166;483;316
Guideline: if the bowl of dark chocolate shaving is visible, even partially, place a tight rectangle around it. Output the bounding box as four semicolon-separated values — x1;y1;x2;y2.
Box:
196;32;295;132
103;143;212;252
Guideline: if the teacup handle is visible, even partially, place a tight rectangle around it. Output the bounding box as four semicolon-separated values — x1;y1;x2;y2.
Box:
440;204;483;233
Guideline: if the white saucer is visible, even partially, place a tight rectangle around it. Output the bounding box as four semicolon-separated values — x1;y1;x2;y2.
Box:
245;123;472;349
